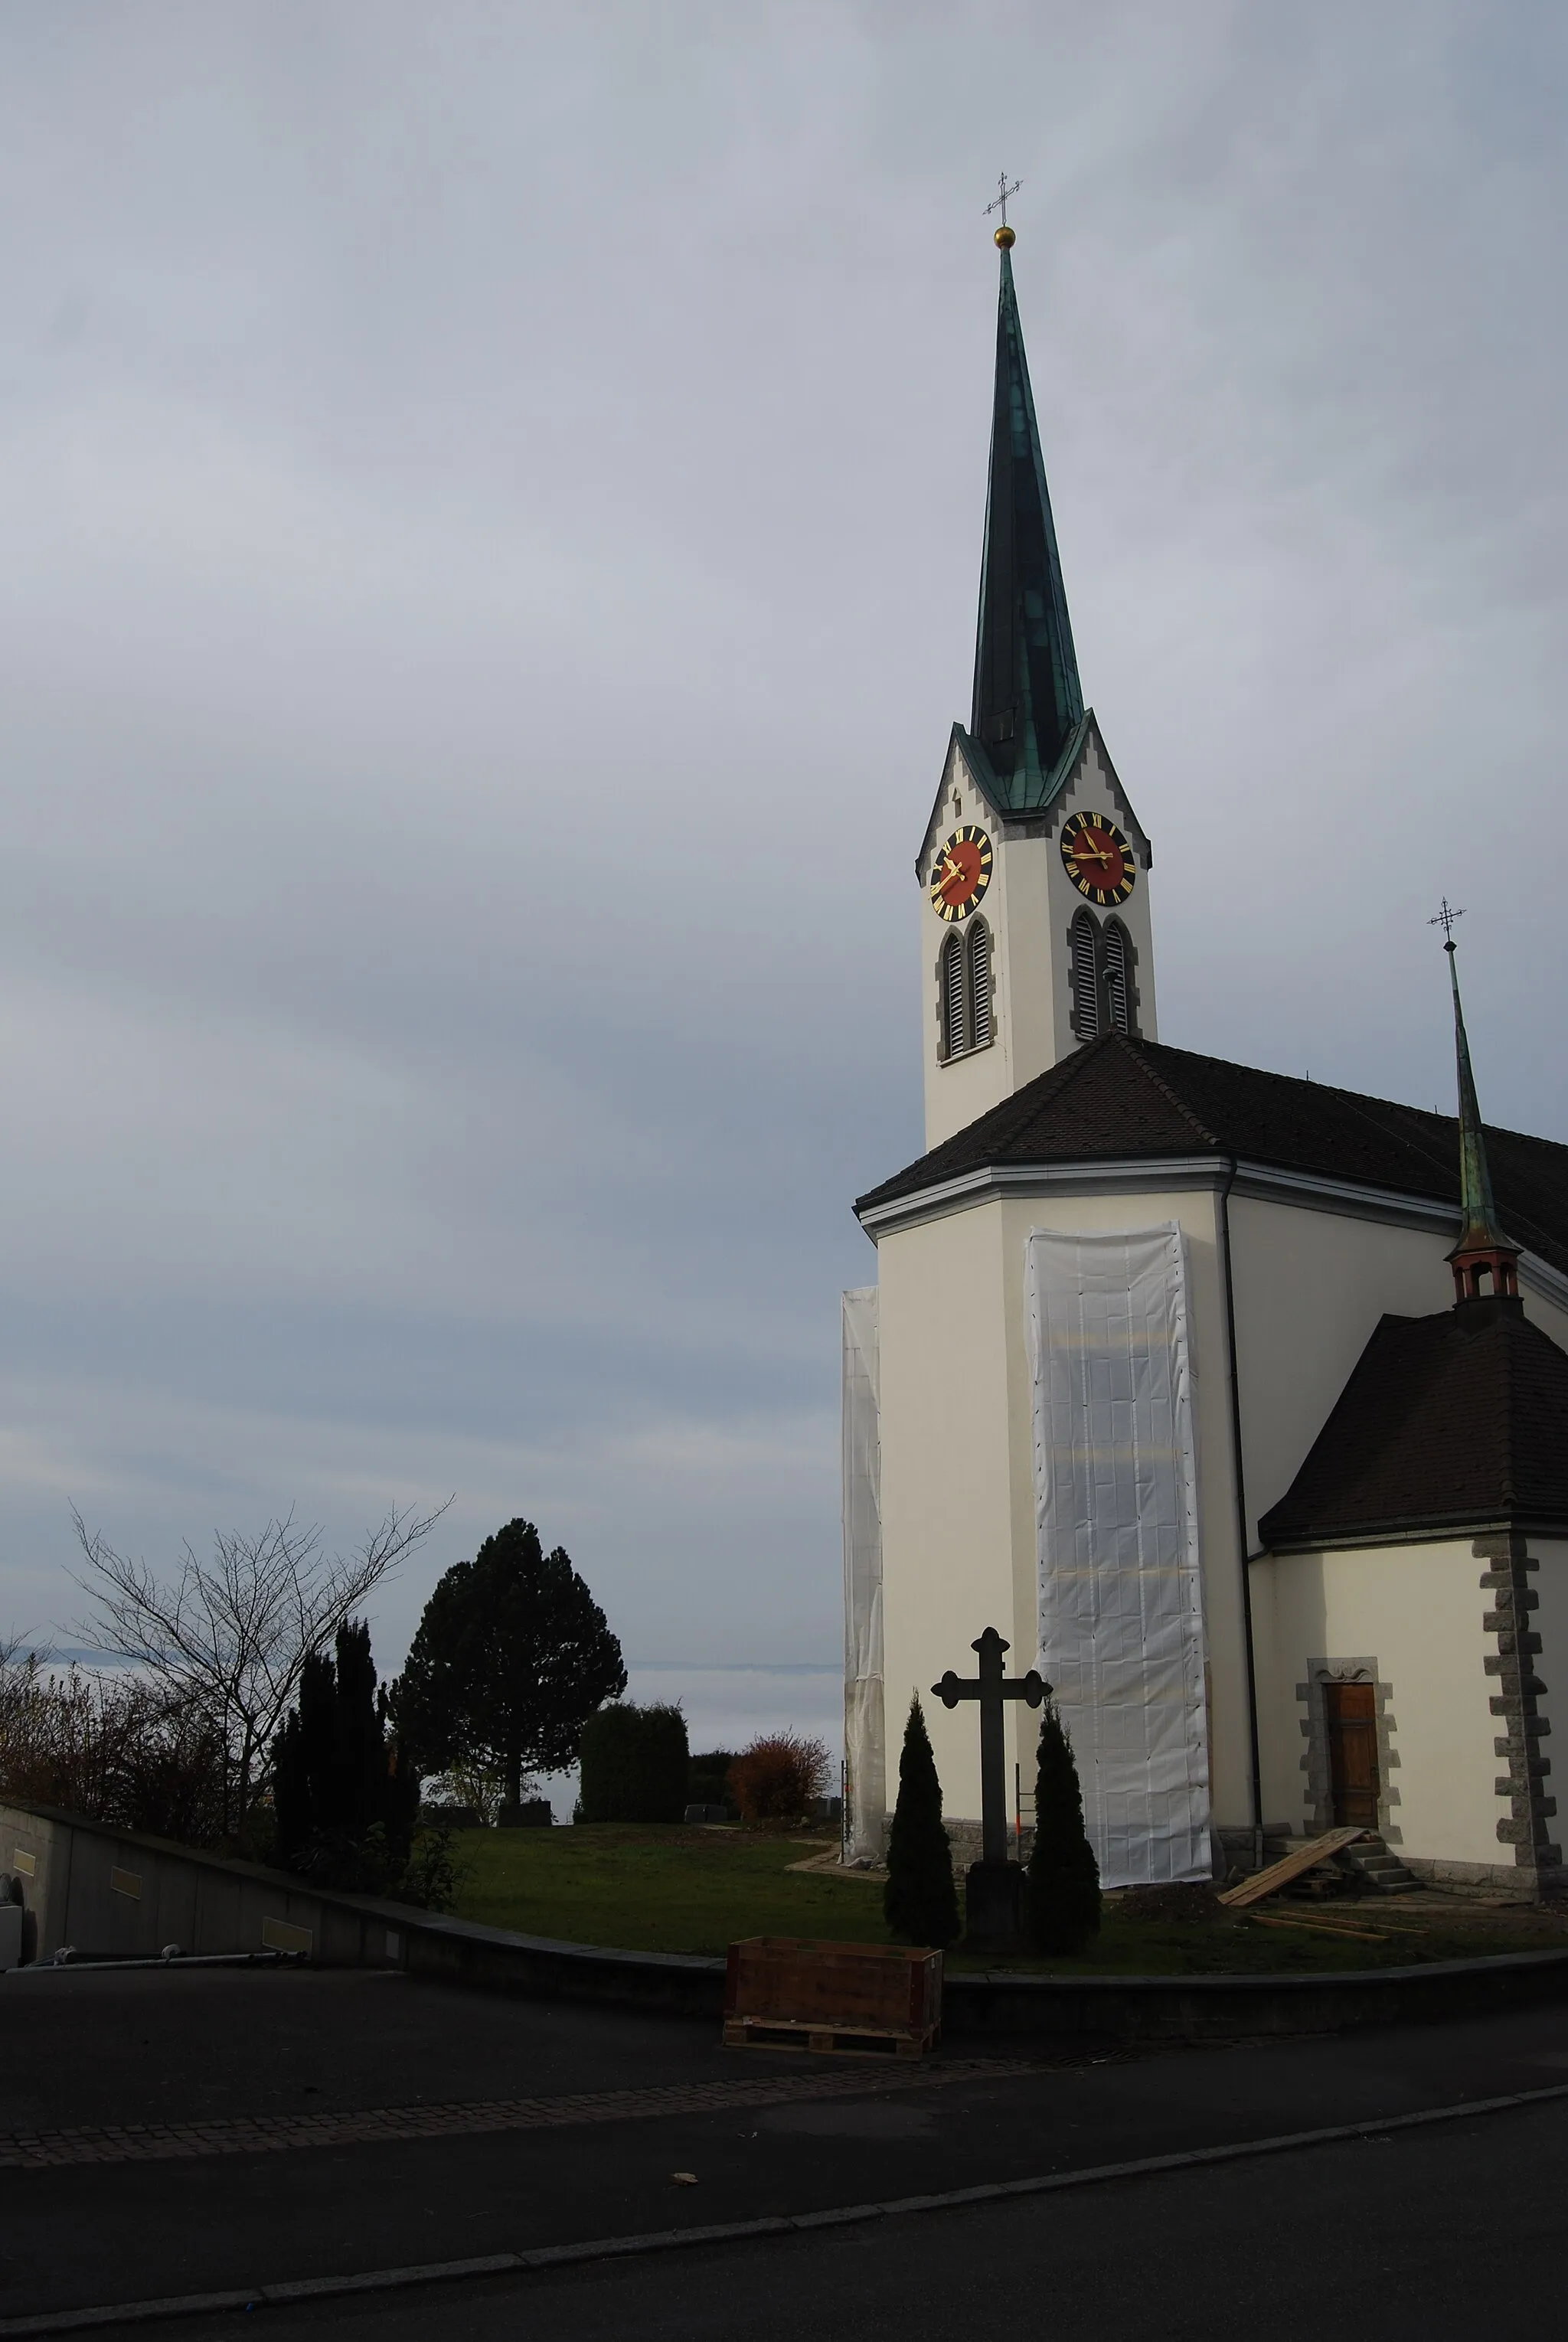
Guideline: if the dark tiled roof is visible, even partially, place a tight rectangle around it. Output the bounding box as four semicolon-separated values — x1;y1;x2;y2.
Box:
854;1035;1568;1279
1257;1299;1568;1547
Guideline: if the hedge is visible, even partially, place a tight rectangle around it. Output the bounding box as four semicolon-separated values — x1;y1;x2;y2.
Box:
578;1701;690;1823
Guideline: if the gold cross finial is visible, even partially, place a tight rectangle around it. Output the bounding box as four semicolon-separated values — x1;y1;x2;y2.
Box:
985;174;1020;248
1429;897;1466;952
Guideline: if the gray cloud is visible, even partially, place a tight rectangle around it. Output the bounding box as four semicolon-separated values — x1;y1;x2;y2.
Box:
1;2;1563;1686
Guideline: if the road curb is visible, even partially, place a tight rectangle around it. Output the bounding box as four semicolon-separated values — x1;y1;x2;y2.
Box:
5;2081;1567;2334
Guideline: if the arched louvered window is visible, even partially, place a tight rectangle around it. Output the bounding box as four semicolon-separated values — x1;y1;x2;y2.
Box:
1070;910;1101;1040
966;919;993;1050
1103;918;1132;1035
939;928;969;1062
1070;910;1139;1043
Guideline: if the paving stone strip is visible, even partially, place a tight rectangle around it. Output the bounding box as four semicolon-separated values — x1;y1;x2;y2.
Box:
1;2056;1039;2171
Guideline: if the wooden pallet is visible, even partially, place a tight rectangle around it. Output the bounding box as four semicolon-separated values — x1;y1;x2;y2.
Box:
723;2016;938;2059
1217;1827;1367;1909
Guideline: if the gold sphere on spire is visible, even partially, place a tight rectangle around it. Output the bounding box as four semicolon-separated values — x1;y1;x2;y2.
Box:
994;224;1015;249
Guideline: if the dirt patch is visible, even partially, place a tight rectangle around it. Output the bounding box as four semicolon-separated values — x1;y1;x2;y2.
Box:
1115;1883;1223;1925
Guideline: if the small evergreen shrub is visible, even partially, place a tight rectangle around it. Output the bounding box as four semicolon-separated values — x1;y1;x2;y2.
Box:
577;1701;690;1822
883;1697;960;1948
727;1733;831;1823
392;1822;471;1912
1024;1697;1101;1955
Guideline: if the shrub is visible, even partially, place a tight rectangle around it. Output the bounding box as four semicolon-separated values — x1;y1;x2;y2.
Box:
688;1748;737;1810
391;1822;471;1912
1024;1697;1101;1955
883;1696;960;1947
421;1760;511;1826
727;1733;831;1824
0;1648;228;1847
578;1702;690;1822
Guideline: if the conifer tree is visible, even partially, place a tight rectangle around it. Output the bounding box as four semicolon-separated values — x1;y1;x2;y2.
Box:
272;1620;416;1875
1025;1696;1100;1955
883;1694;960;1948
391;1520;625;1809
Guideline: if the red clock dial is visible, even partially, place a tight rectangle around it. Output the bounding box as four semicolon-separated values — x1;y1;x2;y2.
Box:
1060;811;1135;906
929;825;992;922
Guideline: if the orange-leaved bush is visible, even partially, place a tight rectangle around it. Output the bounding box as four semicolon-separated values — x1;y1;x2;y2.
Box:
727;1733;832;1822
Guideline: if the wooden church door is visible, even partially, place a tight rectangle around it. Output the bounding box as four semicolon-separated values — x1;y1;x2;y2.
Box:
1325;1682;1379;1829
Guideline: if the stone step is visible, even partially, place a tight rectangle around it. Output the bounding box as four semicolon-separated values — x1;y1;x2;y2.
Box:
1342;1834;1420;1895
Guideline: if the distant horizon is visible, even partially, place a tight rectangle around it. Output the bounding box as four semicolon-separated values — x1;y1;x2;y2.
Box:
22;1648;841;1677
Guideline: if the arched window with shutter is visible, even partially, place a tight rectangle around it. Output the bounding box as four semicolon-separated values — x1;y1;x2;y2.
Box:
1070;909;1102;1041
966;919;993;1050
939;927;969;1062
1103;917;1134;1035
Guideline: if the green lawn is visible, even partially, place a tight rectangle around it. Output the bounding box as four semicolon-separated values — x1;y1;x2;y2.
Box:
446;1824;1565;1975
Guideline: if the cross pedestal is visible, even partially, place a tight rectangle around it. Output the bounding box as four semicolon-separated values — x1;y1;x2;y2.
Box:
933;1628;1047;1952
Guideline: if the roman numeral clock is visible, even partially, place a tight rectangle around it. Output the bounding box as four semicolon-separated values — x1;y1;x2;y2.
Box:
929;825;993;922
1060;810;1136;907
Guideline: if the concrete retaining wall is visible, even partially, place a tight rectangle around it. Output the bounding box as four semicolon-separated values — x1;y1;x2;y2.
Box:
1;1801;403;1975
946;1951;1568;2043
7;1798;1568;2043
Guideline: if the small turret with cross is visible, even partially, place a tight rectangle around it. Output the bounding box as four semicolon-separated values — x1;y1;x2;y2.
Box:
1429;903;1520;1304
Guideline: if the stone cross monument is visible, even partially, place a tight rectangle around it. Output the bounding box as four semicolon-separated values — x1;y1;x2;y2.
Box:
933;1627;1046;1948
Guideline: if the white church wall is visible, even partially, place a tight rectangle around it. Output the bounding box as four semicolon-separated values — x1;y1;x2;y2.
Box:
874;1181;1252;1834
1227;1197;1454;1543
875;1200;1019;1823
1250;1540;1502;1867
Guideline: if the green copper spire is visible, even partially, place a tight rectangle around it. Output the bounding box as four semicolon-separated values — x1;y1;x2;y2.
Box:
1437;906;1519;1302
970;234;1084;812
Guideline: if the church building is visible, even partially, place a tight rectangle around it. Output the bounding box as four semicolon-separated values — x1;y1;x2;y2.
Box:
841;224;1568;1898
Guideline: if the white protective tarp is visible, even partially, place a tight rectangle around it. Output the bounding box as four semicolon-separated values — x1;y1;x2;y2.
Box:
841;1286;885;1862
1026;1225;1211;1886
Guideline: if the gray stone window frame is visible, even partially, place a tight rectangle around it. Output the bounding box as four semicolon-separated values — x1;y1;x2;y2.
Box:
1068;907;1141;1042
1295;1658;1402;1844
936;915;995;1065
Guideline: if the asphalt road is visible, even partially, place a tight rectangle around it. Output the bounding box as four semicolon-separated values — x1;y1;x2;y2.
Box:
5;1965;1567;2338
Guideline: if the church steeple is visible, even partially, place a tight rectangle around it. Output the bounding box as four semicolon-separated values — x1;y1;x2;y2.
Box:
970;227;1084;812
1439;912;1520;1303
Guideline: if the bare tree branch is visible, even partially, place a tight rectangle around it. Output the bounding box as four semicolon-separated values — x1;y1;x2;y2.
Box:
67;1498;452;1845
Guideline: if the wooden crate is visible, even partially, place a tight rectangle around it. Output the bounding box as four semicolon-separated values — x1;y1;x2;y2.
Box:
724;1937;941;2057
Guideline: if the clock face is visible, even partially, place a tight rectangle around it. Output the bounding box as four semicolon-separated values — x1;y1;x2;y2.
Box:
1060;811;1136;905
930;825;993;922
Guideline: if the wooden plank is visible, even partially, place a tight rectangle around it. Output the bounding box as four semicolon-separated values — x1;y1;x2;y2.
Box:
1250;1912;1389;1942
1217;1827;1366;1909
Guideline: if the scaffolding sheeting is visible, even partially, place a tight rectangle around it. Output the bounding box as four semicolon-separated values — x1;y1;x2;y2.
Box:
841;1286;885;1862
1025;1225;1212;1886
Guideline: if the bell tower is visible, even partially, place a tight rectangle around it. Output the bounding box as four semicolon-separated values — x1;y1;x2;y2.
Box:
918;221;1157;1152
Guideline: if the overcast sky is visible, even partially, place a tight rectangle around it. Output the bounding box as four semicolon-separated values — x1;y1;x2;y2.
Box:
2;2;1564;1707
